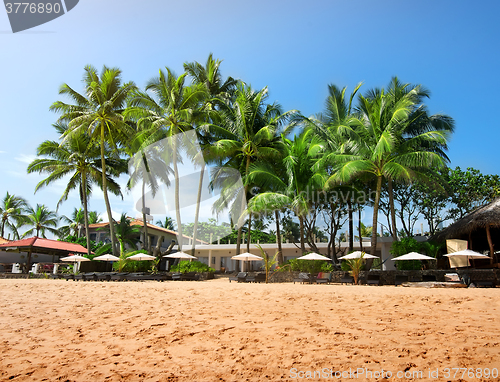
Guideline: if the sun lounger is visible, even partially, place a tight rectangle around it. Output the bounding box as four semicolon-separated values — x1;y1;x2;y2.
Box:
110;272;129;281
246;273;266;283
126;273;170;281
315;272;331;284
293;272;313;284
395;275;408;286
229;272;248;283
340;274;354;284
172;272;199;281
95;272;112;282
63;274;74;281
366;274;380;285
470;278;495;287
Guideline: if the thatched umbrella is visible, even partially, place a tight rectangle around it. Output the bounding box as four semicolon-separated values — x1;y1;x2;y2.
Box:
432;198;500;264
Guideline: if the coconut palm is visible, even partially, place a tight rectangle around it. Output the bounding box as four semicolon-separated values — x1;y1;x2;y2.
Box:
206;84;294;255
50;65;136;256
22;204;59;238
156;217;176;230
126;68;207;252
59;208;85;238
183;54;237;255
322;88;449;258
0;192;28;239
247;129;327;253
27;122;126;256
88;211;103;225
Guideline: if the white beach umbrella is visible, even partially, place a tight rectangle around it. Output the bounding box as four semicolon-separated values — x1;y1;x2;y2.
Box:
231;252;263;261
444;249;490;268
60;254;90;274
60;254;90;262
338;251;379;260
93;254;120;261
392;252;436;261
127;253;156;261
296;253;331;261
163;252;198;260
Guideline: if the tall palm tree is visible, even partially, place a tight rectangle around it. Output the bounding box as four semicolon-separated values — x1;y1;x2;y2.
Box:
384;77;454;240
50;65;136;256
247;129;327;253
22;204;59;238
322;88;449;258
60;207;85;238
0;192;28;239
105;214;141;256
126;68;207;252
205;84;293;255
183;54;237;255
27;122;126;256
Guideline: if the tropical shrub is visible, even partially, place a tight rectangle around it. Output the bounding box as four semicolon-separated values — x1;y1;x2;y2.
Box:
170;260;215;274
284;259;333;274
390;237;422;270
112;250;151;272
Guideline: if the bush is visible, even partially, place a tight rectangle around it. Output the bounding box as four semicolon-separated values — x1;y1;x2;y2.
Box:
170;260;215;274
390;237;422;270
285;258;333;274
112;250;151;272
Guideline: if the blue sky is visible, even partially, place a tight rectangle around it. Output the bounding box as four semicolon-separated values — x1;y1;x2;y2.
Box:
0;0;499;237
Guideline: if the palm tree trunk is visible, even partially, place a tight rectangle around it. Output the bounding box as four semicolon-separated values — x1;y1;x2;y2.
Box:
388;178;398;241
358;205;363;252
237;155;252;256
81;173;91;257
299;215;306;253
191;165;205;256
348;198;353;252
275;210;283;265
247;212;252;252
100;125;118;256
141;179;150;255
173;134;183;251
370;176;383;257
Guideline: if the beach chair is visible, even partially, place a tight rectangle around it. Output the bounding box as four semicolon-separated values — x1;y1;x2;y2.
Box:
366;274;381;285
293;272;312;284
315;272;331;284
394;275;408;286
246;272;266;283
340;274;354;285
110;272;129;281
229;272;247;283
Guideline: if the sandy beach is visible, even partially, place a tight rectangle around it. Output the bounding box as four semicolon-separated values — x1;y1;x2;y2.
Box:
0;278;499;381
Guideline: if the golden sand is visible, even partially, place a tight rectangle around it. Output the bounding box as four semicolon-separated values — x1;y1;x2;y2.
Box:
0;278;499;381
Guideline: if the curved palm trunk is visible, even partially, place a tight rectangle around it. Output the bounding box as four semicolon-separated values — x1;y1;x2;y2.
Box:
370;176;383;258
275;210;283;265
173;135;183;251
100;125;118;256
81;173;91;257
141;179;150;255
388;178;398;241
191;165;205;256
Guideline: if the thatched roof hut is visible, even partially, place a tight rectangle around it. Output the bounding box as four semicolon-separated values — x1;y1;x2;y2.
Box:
432;197;500;265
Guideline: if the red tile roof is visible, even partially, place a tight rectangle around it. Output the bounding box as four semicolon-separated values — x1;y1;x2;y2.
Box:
0;237;89;253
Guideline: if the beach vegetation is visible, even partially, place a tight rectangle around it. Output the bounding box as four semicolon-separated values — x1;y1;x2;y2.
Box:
170;260;215;274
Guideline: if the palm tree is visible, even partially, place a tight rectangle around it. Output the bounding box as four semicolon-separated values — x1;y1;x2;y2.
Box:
156;217;176;230
50;65;136;256
248;129;327;253
126;68;207;252
109;214;141;256
60;207;85;238
88;211;103;225
0;192;28;239
183;54;237;255
27;122;126;256
206;84;294;255
322;87;449;258
22;204;59;238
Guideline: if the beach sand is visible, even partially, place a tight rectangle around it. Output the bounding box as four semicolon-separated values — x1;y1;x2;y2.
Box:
0;278;499;381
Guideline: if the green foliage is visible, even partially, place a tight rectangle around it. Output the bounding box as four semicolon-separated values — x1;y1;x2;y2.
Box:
390;237;422;270
345;256;364;285
170;260;214;274
112;250;151;272
285;258;333;274
60;235;104;256
256;244;277;283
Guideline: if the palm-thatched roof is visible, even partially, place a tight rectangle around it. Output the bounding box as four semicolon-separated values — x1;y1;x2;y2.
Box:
432;197;500;242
